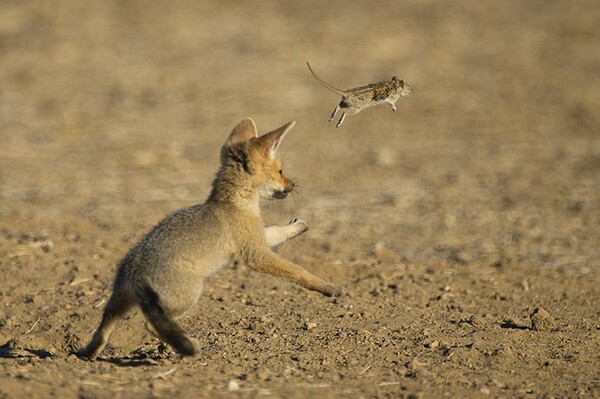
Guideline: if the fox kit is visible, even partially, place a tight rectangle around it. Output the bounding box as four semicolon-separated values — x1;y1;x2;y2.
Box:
307;62;412;127
77;118;340;360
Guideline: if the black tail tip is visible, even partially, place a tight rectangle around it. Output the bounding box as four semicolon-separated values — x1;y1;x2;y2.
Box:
174;337;197;357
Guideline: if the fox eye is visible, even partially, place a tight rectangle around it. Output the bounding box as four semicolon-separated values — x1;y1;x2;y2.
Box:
278;168;283;175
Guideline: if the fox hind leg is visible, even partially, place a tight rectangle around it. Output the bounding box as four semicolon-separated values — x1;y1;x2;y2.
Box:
77;289;134;360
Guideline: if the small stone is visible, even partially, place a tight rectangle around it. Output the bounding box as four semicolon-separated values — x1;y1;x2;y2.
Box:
304;321;317;331
423;338;439;349
257;367;271;381
374;241;386;254
227;379;240;392
40;240;54;252
530;307;555;331
407;358;422;371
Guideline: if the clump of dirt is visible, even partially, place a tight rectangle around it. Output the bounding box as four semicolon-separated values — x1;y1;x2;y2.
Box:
530;307;556;332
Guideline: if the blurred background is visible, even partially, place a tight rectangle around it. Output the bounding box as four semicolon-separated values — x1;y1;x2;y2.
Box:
1;0;598;266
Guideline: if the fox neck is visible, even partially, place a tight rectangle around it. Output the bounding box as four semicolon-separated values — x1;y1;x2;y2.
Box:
208;167;261;215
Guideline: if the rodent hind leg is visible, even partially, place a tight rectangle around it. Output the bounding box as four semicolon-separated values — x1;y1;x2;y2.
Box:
386;99;397;112
328;104;340;122
336;112;347;128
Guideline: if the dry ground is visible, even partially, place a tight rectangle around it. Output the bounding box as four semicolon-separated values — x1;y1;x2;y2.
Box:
1;1;599;398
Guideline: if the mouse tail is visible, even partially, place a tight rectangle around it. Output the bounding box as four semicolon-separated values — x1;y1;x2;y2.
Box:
307;62;346;95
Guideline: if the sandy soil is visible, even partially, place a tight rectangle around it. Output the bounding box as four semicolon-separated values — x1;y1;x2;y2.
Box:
1;1;599;398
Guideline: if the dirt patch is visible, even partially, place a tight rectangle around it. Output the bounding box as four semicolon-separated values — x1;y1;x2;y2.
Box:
1;1;599;398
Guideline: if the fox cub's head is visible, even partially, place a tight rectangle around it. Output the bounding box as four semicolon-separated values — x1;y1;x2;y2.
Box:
221;117;296;200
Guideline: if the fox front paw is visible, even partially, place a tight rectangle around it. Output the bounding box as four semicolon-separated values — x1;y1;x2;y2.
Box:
289;217;309;235
321;283;346;297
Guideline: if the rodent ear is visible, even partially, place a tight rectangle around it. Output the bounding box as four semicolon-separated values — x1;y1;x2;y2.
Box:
256;121;296;159
225;117;258;147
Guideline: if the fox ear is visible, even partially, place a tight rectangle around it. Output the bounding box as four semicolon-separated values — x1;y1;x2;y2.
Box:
226;117;258;147
257;121;295;159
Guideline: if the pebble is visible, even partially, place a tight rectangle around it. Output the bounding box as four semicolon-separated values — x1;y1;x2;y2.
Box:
257;367;271;381
423;338;439;349
530;307;555;331
303;321;317;331
227;379;240;392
